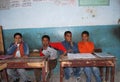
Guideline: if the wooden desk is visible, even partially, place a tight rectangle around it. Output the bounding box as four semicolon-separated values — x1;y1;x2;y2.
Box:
59;55;116;82
0;63;7;82
0;63;7;71
0;57;49;82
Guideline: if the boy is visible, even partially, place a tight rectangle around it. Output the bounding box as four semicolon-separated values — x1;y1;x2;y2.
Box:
61;31;81;82
40;35;66;59
35;35;66;82
7;33;31;82
78;31;101;82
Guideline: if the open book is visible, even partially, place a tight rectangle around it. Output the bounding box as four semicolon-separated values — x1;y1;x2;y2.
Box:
94;53;115;58
67;53;96;59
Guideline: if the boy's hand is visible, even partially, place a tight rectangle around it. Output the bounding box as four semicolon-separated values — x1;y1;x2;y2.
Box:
60;54;65;58
67;49;72;53
22;55;28;58
60;51;67;57
15;42;17;45
70;41;73;47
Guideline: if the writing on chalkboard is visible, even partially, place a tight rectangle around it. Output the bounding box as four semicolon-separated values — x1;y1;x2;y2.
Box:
0;0;10;10
0;0;76;10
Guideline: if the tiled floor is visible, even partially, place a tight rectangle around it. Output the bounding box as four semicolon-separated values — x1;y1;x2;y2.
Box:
48;70;120;82
2;69;120;82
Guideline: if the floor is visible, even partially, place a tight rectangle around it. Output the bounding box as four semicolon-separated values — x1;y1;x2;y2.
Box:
29;69;120;82
1;69;120;82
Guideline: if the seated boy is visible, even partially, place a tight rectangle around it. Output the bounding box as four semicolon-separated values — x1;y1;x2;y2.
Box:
61;31;81;82
6;33;31;82
35;35;66;82
78;31;101;82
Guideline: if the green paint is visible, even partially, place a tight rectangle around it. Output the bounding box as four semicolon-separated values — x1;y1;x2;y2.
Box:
78;0;109;6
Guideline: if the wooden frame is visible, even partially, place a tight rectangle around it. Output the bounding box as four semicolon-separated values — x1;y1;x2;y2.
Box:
0;26;4;55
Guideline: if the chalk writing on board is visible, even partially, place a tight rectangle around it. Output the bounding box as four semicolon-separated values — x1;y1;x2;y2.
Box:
0;0;10;10
33;0;76;6
21;0;32;7
10;0;20;8
0;0;76;10
10;0;32;8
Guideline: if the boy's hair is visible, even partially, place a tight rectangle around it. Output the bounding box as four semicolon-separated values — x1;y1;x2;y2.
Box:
81;31;89;36
14;33;22;38
64;31;72;36
42;35;50;41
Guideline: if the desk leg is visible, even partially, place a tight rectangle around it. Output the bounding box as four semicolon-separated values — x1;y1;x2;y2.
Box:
105;67;109;82
60;62;63;82
99;67;103;81
34;68;41;82
42;67;46;82
110;67;115;82
1;69;8;82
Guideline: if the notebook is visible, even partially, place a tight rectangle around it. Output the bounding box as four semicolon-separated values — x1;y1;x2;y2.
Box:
94;53;115;58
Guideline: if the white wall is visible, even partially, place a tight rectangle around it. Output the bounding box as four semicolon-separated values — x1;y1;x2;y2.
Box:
0;0;120;29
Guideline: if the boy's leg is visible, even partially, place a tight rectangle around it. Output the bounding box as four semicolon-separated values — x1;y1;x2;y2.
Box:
73;67;81;78
7;69;20;81
84;67;92;82
17;69;31;82
64;67;73;80
92;67;101;82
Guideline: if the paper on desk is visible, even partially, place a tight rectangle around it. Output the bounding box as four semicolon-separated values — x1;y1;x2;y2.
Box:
0;55;13;60
67;53;96;59
94;53;115;58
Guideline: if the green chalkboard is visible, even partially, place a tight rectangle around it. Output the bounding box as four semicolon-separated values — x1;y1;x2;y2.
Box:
78;0;110;6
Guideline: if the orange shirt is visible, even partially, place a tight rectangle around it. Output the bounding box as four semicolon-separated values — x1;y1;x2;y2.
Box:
78;41;94;53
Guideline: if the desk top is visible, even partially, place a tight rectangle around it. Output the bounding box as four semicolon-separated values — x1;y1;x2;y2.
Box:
0;57;47;63
0;57;49;68
59;54;116;61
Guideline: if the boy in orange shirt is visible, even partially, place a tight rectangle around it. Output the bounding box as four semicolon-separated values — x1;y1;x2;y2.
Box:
78;31;101;82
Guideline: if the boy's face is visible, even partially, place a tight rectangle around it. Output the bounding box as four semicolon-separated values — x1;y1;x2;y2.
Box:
64;33;72;42
82;34;89;42
42;38;49;47
14;35;22;44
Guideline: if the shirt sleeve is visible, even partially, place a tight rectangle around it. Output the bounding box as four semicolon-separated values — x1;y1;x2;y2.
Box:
49;42;66;52
71;42;79;53
7;43;17;55
23;43;29;55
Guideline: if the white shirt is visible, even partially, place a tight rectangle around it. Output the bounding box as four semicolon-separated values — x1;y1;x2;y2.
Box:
15;44;21;57
42;47;57;59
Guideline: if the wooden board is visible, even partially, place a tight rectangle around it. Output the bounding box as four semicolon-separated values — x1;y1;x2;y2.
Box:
0;26;4;54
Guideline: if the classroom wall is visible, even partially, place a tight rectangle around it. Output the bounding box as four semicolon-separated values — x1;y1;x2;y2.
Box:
3;25;120;71
0;0;120;29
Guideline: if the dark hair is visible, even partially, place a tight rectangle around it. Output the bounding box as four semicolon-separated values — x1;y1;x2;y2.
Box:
64;31;72;36
42;35;50;41
14;33;22;38
81;31;89;36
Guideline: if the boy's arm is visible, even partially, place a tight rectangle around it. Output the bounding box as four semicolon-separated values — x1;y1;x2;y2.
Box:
91;42;95;53
40;48;45;56
71;42;79;53
23;43;29;56
49;42;66;52
7;43;17;55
